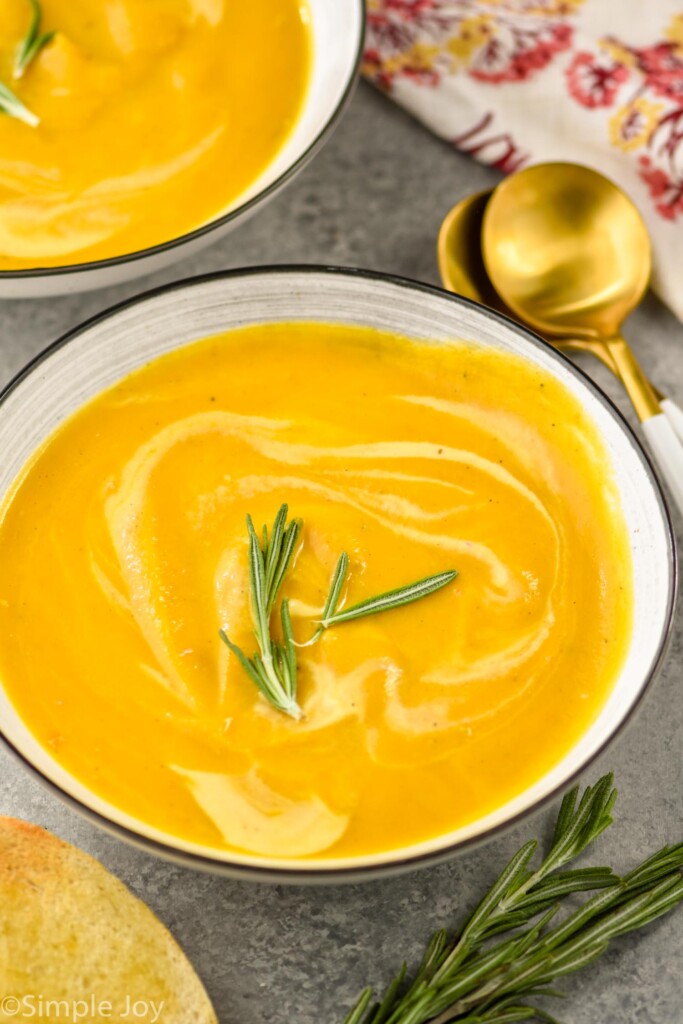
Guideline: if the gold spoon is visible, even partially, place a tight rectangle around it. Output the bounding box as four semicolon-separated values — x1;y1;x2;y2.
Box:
480;163;683;513
437;189;683;453
481;162;683;512
437;185;683;508
436;189;679;408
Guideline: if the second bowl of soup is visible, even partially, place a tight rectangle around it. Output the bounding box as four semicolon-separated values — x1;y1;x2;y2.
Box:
0;2;364;296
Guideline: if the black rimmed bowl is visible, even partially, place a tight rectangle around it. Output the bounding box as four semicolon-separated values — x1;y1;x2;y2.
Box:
0;4;365;299
0;267;675;881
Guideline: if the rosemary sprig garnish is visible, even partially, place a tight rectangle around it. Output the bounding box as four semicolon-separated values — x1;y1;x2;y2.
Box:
304;553;457;646
220;505;303;720
0;0;52;126
343;774;683;1024
14;0;54;80
0;81;38;127
219;505;457;718
321;563;458;629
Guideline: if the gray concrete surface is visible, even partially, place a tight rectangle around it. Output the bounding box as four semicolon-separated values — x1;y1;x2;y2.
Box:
0;84;681;1023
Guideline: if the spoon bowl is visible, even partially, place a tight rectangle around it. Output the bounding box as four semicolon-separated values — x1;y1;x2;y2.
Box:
481;163;652;340
437;191;508;313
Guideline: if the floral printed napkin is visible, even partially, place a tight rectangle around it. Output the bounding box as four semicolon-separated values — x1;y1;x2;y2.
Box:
363;1;683;320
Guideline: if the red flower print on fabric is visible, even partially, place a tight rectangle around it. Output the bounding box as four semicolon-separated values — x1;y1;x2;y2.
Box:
470;22;572;84
635;43;683;102
639;155;683;220
565;51;629;108
453;112;530;173
565;28;683;220
364;1;578;92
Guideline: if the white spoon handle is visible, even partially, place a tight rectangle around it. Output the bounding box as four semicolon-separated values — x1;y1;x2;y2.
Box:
642;413;683;517
660;398;683;445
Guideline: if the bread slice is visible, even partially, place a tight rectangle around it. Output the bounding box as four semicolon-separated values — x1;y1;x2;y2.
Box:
0;817;217;1024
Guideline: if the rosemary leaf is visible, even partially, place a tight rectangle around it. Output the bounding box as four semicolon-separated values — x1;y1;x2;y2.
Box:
321;570;458;629
299;551;350;647
0;81;39;126
281;598;297;687
220;505;303;720
269;518;302;612
370;964;408;1024
14;0;54;80
264;503;289;596
246;514;271;652
218;630;262;686
322;551;350;623
344;989;374;1024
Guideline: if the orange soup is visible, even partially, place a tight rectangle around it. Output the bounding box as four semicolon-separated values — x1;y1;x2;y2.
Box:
0;0;310;268
0;324;633;859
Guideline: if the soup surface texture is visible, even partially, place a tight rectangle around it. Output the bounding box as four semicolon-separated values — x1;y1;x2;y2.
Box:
0;0;310;268
0;324;633;860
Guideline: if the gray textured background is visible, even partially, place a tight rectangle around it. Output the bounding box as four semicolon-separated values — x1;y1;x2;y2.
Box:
0;84;681;1023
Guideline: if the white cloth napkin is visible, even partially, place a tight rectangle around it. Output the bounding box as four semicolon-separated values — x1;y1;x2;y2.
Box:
364;1;683;320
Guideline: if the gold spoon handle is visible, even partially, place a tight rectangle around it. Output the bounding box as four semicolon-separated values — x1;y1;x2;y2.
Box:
603;335;661;422
559;339;660;398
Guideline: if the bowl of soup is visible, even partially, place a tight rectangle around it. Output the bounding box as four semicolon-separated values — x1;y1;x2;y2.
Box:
0;267;675;881
0;2;364;297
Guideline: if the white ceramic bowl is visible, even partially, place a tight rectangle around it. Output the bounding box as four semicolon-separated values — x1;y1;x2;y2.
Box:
0;267;676;882
0;4;365;299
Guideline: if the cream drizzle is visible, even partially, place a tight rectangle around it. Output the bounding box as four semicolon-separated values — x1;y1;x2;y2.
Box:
171;764;350;856
101;406;562;755
0;130;224;260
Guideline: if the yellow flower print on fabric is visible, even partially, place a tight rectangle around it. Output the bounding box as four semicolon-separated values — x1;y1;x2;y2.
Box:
609;98;664;152
665;13;683;52
446;16;492;69
600;39;638;69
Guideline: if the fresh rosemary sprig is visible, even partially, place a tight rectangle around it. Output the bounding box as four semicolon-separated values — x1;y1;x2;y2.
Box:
343;774;683;1024
220;505;303;720
321;562;458;629
0;81;38;127
14;0;54;80
219;505;457;718
305;553;457;646
0;0;52;126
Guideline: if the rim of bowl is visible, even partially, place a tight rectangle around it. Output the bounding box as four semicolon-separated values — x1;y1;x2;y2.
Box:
0;265;677;883
0;2;366;283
